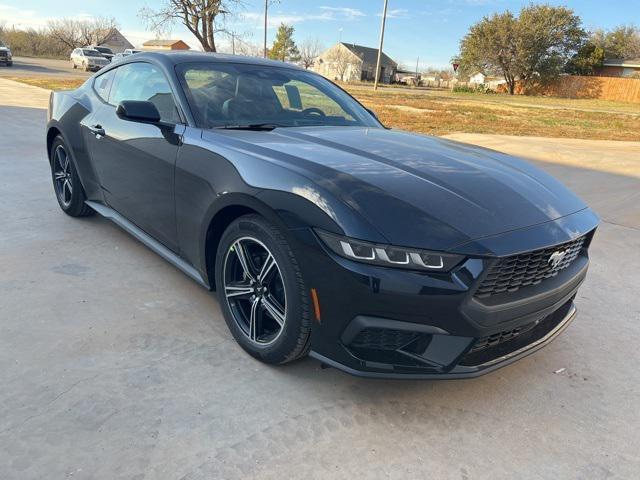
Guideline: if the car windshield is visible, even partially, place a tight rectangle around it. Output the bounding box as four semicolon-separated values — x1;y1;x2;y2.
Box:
83;49;103;57
95;47;113;54
177;62;381;129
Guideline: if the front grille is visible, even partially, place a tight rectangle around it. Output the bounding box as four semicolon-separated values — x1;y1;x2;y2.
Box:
350;327;419;350
474;236;585;298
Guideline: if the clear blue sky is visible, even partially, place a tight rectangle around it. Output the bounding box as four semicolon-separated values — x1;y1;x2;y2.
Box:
1;0;637;68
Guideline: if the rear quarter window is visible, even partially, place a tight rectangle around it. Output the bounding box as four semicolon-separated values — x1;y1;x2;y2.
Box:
93;68;116;102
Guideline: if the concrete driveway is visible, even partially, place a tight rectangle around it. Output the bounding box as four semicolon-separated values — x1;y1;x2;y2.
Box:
1;79;639;479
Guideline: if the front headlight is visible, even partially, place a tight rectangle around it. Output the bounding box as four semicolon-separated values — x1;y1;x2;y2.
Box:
315;230;465;272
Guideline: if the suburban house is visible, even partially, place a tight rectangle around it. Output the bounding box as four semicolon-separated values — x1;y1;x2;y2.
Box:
313;42;397;83
469;72;507;89
142;39;191;51
99;28;134;53
598;58;640;78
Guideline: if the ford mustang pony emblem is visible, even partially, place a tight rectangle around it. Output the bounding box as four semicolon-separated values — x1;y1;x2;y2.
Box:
548;250;568;269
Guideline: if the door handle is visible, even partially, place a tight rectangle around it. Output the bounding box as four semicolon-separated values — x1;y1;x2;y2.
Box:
89;124;105;138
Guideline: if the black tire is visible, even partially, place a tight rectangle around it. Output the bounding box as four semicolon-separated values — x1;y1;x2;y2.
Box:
215;214;311;365
50;136;94;217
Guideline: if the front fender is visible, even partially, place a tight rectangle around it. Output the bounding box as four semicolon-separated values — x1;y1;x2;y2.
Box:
176;128;386;287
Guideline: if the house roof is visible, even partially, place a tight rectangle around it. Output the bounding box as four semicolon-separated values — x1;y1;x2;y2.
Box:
100;28;134;50
603;58;640;68
340;43;397;67
143;39;189;47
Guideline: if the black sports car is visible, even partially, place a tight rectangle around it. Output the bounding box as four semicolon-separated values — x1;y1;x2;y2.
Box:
46;52;599;379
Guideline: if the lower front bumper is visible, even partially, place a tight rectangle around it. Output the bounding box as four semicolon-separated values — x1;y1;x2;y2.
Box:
310;302;577;379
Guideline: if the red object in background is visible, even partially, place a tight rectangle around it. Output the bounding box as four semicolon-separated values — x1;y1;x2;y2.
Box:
452;63;459;72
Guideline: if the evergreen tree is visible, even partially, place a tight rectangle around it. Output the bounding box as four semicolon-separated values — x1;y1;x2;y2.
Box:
268;23;300;62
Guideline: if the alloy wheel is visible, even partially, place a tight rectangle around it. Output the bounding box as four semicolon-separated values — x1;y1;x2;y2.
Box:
223;237;287;345
53;145;73;208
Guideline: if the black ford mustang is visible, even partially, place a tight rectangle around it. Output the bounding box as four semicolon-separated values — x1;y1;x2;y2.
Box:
46;52;598;378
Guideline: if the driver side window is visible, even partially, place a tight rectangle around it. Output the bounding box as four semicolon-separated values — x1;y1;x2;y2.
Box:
109;62;181;124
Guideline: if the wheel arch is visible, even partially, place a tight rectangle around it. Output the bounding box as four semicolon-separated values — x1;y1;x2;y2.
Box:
46;126;63;165
202;193;288;291
200;187;384;290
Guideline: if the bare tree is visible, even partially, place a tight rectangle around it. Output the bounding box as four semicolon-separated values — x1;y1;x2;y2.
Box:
217;31;262;56
48;17;118;50
79;17;117;46
299;38;323;69
139;0;242;52
325;44;353;81
234;38;262;57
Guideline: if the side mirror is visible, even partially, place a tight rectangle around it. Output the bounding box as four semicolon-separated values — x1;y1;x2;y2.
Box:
116;100;161;123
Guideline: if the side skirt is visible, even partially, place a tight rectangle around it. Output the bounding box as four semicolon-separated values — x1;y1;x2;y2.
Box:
85;201;210;289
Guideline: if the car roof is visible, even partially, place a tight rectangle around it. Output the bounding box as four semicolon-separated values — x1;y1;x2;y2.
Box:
130;51;303;71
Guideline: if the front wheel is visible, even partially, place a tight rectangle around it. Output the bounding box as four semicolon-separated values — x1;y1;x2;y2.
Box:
50;136;94;217
215;214;311;364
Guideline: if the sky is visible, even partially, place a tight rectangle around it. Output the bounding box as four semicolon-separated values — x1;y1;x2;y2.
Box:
1;0;638;69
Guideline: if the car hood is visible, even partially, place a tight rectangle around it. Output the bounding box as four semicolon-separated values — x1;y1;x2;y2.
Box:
211;126;587;251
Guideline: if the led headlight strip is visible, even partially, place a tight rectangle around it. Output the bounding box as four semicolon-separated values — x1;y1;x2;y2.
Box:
316;230;464;272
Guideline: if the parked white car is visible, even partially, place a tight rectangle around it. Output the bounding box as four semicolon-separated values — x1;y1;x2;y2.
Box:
70;48;109;72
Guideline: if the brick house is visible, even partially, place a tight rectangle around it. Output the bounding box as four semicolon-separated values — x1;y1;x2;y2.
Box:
598;58;640;78
142;39;191;51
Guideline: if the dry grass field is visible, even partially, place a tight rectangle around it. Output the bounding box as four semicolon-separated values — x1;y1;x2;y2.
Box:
347;85;640;141
12;76;640;141
9;76;87;91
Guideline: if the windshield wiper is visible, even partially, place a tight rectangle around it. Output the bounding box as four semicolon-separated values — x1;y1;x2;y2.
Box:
214;123;284;131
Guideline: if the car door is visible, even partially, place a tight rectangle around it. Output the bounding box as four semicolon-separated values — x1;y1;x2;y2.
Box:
85;62;185;252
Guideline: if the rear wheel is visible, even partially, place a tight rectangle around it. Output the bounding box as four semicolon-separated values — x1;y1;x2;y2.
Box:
215;214;311;364
50;136;94;217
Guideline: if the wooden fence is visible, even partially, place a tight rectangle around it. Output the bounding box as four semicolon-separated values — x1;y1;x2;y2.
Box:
518;75;640;103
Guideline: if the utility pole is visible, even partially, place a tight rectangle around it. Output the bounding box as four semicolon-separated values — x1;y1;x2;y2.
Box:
415;56;419;86
263;0;268;58
232;33;236;55
373;0;389;91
